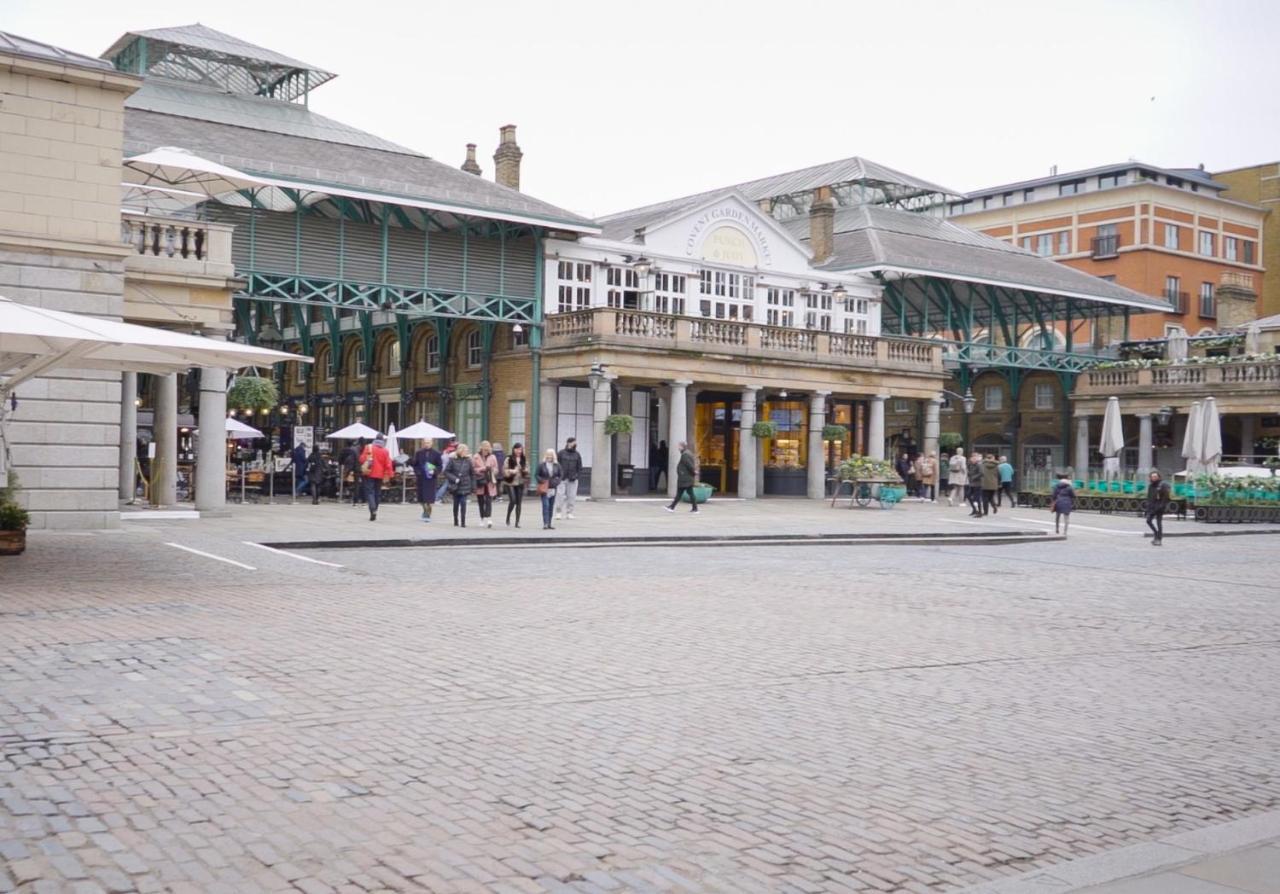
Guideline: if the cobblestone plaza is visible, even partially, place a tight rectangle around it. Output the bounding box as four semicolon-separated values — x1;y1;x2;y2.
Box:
1;502;1278;893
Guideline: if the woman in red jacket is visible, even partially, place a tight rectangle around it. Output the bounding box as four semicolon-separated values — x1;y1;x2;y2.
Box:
359;435;394;521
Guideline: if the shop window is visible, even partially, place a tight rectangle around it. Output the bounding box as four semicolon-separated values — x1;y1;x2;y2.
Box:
762;400;806;469
984;385;1003;411
466;330;483;367
629;390;650;468
555;385;594;467
1033;383;1054;410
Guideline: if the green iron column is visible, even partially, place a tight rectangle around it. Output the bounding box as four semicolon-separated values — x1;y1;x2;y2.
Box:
529;232;544;459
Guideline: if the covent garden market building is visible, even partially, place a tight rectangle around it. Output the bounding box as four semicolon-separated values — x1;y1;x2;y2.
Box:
109;25;1168;504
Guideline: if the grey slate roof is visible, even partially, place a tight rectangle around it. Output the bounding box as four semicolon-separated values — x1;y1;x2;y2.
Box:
965;160;1225;199
782;205;1170;311
101;23;335;86
0;30;116;72
598;156;958;241
123;82;595;231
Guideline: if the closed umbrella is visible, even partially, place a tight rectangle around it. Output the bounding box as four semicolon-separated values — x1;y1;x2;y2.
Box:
1167;328;1188;363
1181;400;1202;476
384;422;403;460
325;422;379;440
1197;397;1222;476
1244;322;1261;356
397;419;454;440
1099;396;1125;480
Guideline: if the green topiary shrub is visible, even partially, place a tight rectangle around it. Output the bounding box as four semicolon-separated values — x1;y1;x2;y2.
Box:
751;420;778;438
822;424;848;441
604;414;634;436
227;375;279;412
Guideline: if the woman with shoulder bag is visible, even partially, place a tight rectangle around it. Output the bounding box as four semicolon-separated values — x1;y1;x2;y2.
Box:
472;440;500;529
444;443;476;527
536;448;562;530
504;442;529;528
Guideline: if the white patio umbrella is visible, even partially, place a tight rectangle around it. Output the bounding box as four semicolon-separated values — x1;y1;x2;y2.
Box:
1098;396;1126;481
122;147;263;200
397;419;454;440
1181;400;1202;476
325;422;380;440
384;422;403;459
1197;397;1223;476
224;417;264;440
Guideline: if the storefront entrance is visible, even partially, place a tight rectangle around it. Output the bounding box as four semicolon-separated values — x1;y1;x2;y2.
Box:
693;393;741;494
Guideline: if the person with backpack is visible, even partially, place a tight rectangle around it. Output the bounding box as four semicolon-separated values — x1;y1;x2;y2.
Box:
358;435;393;521
1050;475;1076;536
445;443;476;528
1145;470;1171;546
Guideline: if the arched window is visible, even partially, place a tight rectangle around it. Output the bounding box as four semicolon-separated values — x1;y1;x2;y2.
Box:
466;330;483;368
423;334;440;372
1019;328;1066;351
387;340;401;376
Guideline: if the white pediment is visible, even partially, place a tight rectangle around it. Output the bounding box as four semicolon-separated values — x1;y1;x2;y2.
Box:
637;191;814;272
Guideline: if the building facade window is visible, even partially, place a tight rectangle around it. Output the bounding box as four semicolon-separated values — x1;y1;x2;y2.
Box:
1023;188;1035;202
1058;230;1071;254
1164;275;1184;313
653;272;686;314
1033;383;1054;410
355;352;367;379
455;397;483;449
1098;172;1125;189
295;360;307;385
324;356;335;382
892;399;909;414
698;269;753;320
508;400;526;449
803;291;832;331
1224;236;1238;261
387;341;401;377
1164;223;1180;250
555;385;594;467
1199;231;1215;256
766;288;796;327
466;330;483;367
983;385;1003;411
511;326;528;348
1058;179;1084;196
423;333;440;372
628;390;650;470
1242;240;1256;264
1199;282;1215;318
606;265;639;309
844;318;869;335
556;260;592;313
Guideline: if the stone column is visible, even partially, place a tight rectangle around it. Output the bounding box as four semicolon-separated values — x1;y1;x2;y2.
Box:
539;379;558;457
153;373;178;507
868;396;887;460
590;374;613;501
1239;414;1256;462
738;386;760;499
1074;415;1090;477
668;380;690;498
195;368;228;515
1136;413;1154;476
616;385;634;466
923;398;942;459
118;371;137;502
807;391;830;499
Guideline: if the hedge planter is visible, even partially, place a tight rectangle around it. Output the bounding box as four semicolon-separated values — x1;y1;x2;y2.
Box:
604;414;634;436
680;483;715;504
0;529;25;556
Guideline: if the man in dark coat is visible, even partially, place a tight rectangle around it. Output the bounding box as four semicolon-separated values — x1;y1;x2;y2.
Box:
411;440;443;521
1145;470;1171;546
980;454;1001;516
305;446;325;504
664;441;699;514
967;454;984;517
289;441;309;495
556;437;583;520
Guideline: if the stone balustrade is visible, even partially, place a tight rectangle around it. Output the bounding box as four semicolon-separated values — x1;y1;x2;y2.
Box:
543;308;943;373
1076;359;1280;408
121;213;214;261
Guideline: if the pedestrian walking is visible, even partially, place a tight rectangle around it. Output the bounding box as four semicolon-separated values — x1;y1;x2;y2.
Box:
967;453;984;516
915;451;938;502
503;442;529;527
289;441;309;495
939;452;951;498
997;455;1015;507
437;438;458;505
305;445;325;505
536;448;562;529
472;440;500;529
556;437;582;520
1050;475;1076;536
896;452;915;498
444;443;476;527
665;441;699;513
341;439;363;506
411;439;442;522
948;447;967;507
980;453;1000;516
358;435;393;521
1145;470;1171;546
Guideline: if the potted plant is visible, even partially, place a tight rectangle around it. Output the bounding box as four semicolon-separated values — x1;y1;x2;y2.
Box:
751;420;778;439
603;414;634;436
939;432;964;455
227;373;279;415
0;472;29;556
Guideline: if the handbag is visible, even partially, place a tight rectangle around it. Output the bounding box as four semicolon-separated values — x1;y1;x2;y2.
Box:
537;480;549;495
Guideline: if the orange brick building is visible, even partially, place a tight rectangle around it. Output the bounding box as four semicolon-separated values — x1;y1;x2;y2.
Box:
951;163;1266;341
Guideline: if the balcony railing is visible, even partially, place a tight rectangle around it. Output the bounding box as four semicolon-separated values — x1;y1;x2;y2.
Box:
1077;359;1280;397
543;308;942;373
1090;234;1120;258
1220;271;1256;292
121;213;210;260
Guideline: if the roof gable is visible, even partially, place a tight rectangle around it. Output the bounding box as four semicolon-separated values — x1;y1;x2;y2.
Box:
636;191;813;271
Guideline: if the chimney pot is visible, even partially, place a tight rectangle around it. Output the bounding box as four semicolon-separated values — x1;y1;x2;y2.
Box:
461;143;482;176
809;186;835;264
494;124;523;191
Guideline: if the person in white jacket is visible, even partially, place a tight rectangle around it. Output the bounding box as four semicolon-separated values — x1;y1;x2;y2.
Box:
947;448;968;507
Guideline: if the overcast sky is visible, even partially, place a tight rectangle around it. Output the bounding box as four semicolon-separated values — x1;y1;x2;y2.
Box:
9;0;1280;218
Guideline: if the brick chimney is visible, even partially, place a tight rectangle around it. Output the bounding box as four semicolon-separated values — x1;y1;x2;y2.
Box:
809;186;835;264
461;143;482;176
493;124;523;190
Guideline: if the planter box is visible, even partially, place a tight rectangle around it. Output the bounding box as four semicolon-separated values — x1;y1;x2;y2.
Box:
0;530;26;556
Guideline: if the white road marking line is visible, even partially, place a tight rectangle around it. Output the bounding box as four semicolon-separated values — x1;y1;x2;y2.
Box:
163;542;256;570
1008;516;1143;535
243;541;344;568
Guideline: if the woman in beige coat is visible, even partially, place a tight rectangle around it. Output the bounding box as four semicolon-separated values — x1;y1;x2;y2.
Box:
914;451;939;502
471;440;500;528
